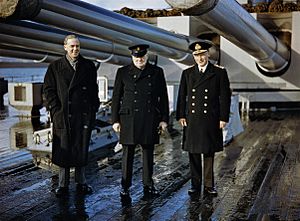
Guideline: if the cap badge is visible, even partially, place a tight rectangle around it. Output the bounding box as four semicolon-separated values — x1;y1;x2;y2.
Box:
195;44;201;50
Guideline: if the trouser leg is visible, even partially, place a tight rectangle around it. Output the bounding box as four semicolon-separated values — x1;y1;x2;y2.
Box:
188;153;202;190
141;144;154;187
75;166;86;185
121;145;136;189
203;153;215;188
0;95;4;110
58;167;70;188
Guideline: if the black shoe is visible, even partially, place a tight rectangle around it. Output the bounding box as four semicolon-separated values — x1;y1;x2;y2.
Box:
76;184;93;194
143;185;160;196
188;187;200;195
120;187;130;197
204;186;218;196
55;187;69;197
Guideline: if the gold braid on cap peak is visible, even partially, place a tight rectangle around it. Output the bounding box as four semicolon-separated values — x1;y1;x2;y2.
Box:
136;47;140;51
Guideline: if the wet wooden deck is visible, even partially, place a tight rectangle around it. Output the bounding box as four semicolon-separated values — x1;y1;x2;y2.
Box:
0;110;300;220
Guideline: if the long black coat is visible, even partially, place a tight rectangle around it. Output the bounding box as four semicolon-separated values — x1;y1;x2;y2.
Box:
176;62;231;154
43;55;100;167
111;63;169;145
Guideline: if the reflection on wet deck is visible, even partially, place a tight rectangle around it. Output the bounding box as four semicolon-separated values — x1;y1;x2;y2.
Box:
0;95;48;172
0;107;300;220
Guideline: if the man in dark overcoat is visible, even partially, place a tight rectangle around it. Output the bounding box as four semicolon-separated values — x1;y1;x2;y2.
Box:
111;44;169;198
43;35;100;197
176;41;231;196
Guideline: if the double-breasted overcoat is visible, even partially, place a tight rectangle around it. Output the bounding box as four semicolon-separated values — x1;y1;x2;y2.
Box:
43;55;100;167
176;62;231;154
111;63;169;145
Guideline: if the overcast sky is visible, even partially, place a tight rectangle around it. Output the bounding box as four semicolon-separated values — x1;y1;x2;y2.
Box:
82;0;170;10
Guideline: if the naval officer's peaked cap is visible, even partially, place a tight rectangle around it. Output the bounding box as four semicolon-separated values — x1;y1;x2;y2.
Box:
128;44;149;57
189;41;211;55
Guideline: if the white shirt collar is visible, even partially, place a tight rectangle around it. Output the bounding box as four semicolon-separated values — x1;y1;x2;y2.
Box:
198;63;208;73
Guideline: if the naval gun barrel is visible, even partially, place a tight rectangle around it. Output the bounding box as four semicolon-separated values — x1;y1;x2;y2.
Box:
0;45;60;63
1;0;199;65
165;0;290;76
0;33;131;65
1;20;132;64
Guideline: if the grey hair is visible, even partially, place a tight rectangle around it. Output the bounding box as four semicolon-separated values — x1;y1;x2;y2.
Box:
64;34;79;45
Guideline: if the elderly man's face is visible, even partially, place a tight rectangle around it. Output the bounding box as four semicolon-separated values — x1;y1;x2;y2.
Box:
64;38;80;60
193;51;209;67
132;54;148;69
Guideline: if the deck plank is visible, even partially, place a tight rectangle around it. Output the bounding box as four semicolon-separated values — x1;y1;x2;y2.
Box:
0;110;300;220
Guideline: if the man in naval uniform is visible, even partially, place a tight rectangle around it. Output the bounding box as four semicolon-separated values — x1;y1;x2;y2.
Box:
176;41;231;196
111;44;169;198
44;35;100;197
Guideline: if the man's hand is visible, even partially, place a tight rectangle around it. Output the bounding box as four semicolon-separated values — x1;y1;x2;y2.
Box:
179;118;187;127
112;123;121;132
159;121;168;131
220;121;227;129
158;121;168;135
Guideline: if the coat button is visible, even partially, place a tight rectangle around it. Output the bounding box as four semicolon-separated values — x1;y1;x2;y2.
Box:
134;75;137;78
192;89;196;92
134;108;139;112
148;110;151;112
134;100;137;103
148;75;151;77
205;89;208;92
192;96;195;99
134;91;138;94
82;86;87;90
192;103;195;106
204;96;208;99
83;125;88;129
148;83;152;86
204;110;207;114
204;103;208;107
147;100;151;103
191;110;195;113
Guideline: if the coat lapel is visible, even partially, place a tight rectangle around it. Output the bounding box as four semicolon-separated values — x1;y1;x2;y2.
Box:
69;55;86;90
192;62;216;88
138;63;152;80
129;63;142;82
190;65;203;87
129;63;151;82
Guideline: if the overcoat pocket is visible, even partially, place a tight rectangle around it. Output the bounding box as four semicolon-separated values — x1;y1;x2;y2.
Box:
119;108;130;115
